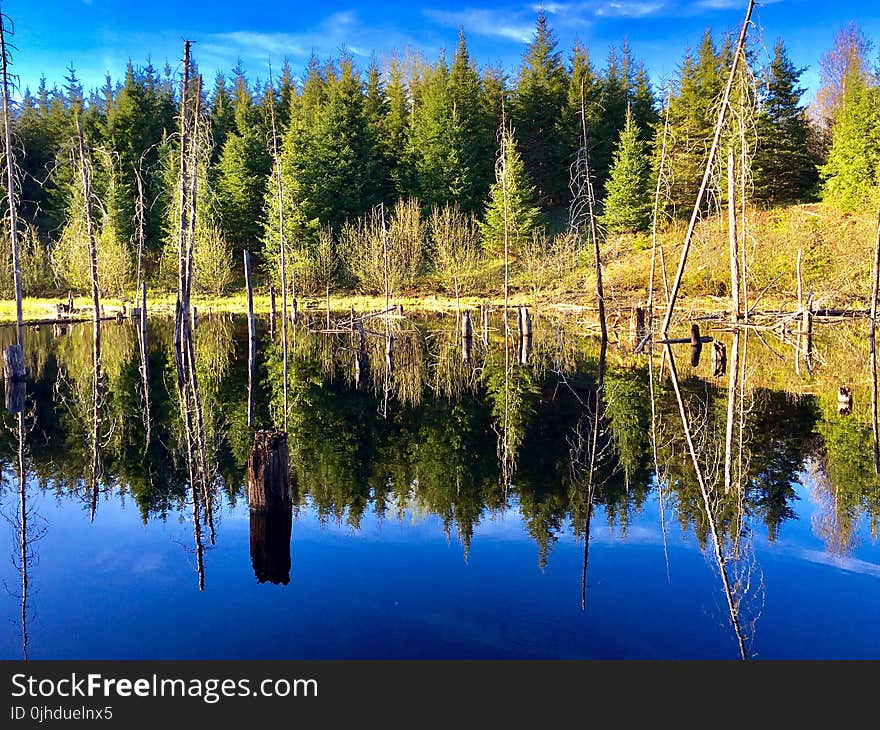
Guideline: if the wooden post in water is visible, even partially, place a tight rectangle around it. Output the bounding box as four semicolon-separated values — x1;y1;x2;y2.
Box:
803;291;813;373
247;430;291;511
385;332;395;373
354;321;368;390
690;323;703;367
3;345;26;413
244;250;256;427
269;286;277;320
462;309;473;363
711;340;727;377
247;429;293;583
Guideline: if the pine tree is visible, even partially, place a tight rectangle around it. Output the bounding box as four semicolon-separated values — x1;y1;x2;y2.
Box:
513;11;570;207
753;40;818;203
480;126;542;257
216;68;271;253
665;29;728;213
449;30;495;212
384;57;410;196
406;53;460;207
601;107;653;233
820;71;880;210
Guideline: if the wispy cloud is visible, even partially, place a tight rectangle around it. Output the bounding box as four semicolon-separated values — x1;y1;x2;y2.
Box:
423;8;535;43
198;11;422;73
536;0;667;20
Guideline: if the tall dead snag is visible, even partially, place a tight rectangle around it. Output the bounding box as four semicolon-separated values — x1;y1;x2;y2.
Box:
174;40;192;350
569;79;607;345
267;74;289;431
661;0;756;335
244;250;256;428
74;108;104;523
648;85;672;325
870;211;880;474
0;10;22;349
727;148;741;322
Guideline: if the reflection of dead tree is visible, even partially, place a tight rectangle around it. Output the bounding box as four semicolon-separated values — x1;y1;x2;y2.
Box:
569;79;607;344
2;406;46;659
646;347;672;580
73;107;105;523
665;344;762;659
567;340;609;611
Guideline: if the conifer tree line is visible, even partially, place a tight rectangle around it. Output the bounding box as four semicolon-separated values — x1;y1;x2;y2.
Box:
1;12;877;300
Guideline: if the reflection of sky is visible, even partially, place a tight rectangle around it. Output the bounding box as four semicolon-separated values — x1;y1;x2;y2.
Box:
1;471;879;660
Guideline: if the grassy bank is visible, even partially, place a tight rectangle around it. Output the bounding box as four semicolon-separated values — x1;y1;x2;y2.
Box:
2;203;876;325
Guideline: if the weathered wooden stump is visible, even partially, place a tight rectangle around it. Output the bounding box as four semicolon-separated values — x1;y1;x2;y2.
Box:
249;507;292;585
711;340;727;377
690;324;703;367
53;323;67;338
247;430;291;512
461;310;473;363
4;344;26;413
3;344;25;381
269;285;277;320
385;333;395;372
518;306;532;338
520;332;532;366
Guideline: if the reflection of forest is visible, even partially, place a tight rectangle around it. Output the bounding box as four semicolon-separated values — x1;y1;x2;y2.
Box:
1;315;878;565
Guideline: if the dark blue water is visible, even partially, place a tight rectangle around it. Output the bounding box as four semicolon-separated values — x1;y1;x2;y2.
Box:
1;316;878;659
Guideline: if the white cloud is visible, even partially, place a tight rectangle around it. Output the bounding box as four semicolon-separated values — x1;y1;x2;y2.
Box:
423;8;535;43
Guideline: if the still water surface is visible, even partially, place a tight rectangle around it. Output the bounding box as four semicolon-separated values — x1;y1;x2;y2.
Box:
1;312;879;659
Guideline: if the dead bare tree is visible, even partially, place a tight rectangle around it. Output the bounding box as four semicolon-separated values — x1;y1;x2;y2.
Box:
0;9;21;346
661;0;756;335
267;72;289;431
569;79;607;345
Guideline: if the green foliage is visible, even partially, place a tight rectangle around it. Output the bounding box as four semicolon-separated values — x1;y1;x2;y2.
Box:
480;126;543;257
753;41;819;203
820;69;880;210
601;108;653;233
513;11;570;206
192;223;234;296
428;202;481;297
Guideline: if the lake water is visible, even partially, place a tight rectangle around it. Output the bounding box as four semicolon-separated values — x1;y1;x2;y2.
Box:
1;311;879;659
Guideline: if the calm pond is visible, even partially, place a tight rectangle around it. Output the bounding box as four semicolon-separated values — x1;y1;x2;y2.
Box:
1;310;879;659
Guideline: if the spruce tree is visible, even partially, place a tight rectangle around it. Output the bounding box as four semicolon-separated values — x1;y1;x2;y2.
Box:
665;29;728;212
753;40;818;203
601;107;653;233
513;11;569;206
820;72;880;210
480;126;542;257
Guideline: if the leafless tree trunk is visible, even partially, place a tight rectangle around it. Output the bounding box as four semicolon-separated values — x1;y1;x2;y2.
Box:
661;0;756;335
0;12;22;346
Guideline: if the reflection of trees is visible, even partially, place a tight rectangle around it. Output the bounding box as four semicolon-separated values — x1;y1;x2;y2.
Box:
663;341;763;660
811;406;880;554
1;315;853;577
2;407;46;659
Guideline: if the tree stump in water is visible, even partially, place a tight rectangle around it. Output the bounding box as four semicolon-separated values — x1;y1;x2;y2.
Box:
690;324;703;367
250;508;292;585
711;341;727;377
247;430;291;511
3;345;26;413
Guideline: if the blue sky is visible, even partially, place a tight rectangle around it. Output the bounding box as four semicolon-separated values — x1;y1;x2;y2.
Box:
6;1;880;103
